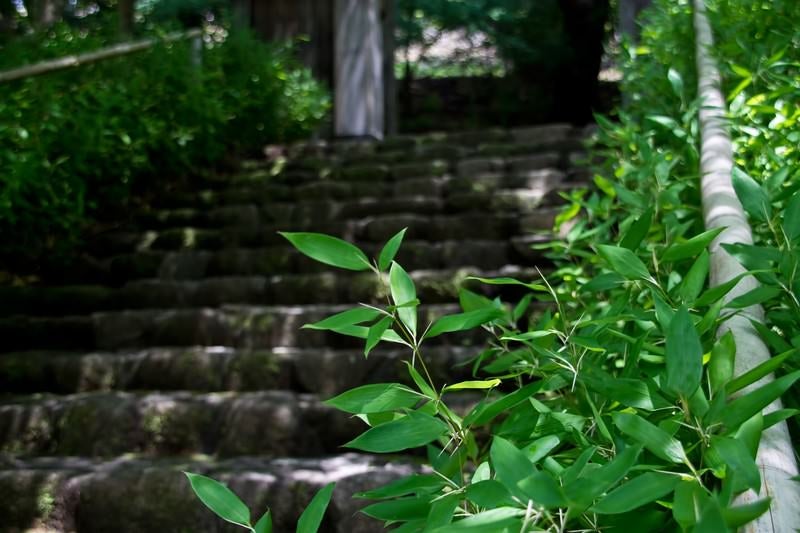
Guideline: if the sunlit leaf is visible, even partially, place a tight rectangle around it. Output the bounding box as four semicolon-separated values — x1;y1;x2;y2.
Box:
280;232;370;271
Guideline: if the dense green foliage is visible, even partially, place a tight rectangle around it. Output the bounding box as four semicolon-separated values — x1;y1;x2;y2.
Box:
187;0;799;530
0;17;329;268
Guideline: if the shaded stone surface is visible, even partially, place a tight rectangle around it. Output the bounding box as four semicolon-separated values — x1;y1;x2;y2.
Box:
0;124;588;532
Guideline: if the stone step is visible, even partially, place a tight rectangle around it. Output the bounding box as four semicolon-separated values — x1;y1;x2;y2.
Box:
0;304;475;352
0;345;475;396
109;240;523;282
0;454;415;532
0;390;363;458
131;181;568;233
151;158;571;211
0;266;544;316
85;212;532;256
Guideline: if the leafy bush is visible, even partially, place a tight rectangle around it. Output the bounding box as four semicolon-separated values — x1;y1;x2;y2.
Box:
0;24;329;269
186;1;799;530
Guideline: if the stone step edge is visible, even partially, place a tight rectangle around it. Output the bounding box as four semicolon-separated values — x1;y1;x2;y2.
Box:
0;453;419;533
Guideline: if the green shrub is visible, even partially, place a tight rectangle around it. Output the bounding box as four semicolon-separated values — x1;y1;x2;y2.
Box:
0;25;329;269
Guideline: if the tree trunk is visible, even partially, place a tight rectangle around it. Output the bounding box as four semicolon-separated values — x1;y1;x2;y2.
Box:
118;0;134;37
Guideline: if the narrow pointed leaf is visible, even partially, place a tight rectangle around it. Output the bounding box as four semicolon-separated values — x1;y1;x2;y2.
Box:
725;286;782;309
184;472;251;528
709;331;736;394
425;307;504;339
662;228;725;263
296;482;335;533
344;411;448;452
444;379;501;392
491;436;534;495
325;383;420;414
361;496;431;521
710;436;761;492
732;168;771;222
612;412;686;463
721;499;771;528
365;316;392;357
591;472;680;514
254;510;273;533
390;261;417;337
666;306;703;398
596;244;653;282
620;208;653;250
679;250;710;303
783;190;800;242
303;307;381;331
280;232;370;271
718;370;800;431
378;228;407;271
726;349;795;394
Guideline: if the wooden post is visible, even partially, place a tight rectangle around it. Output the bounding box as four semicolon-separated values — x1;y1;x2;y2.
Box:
692;1;800;530
382;0;398;136
118;0;134;37
334;0;384;138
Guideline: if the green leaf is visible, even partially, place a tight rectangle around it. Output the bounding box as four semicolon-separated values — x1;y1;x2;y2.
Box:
355;474;444;499
725;286;782;309
620;208;653;250
325;383;420;414
591;472;680;514
444;379;501;392
303;307;381;331
425;307;504;339
596;244;654;282
612;412;686;463
708;331;736;394
667;68;684;97
463;382;542;426
783;190;800;242
721;498;771;528
279;232;370;271
673;481;705;530
582;272;626;293
564;444;643;505
726;349;795;395
679;250;710;303
390;261;417;337
429;508;524;531
254;510;272;533
365;316;392;357
426;492;460;529
344;410;448;452
710;436;760;492
361;496;431;521
468;276;546;291
662;227;725;263
378;228;406;271
732;168;771;222
466;480;514;508
184;472;251;528
694;271;752;307
517;471;567;508
296;482;335;533
695;496;728;533
405;361;436;398
717;370;800;431
666;306;703;398
490;436;533;497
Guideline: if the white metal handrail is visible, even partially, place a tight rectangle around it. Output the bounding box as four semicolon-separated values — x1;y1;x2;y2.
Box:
692;1;800;531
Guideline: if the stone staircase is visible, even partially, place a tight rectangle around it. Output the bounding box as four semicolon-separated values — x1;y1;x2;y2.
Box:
0;124;590;532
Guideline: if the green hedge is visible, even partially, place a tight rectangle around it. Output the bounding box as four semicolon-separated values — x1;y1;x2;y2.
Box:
0;27;329;269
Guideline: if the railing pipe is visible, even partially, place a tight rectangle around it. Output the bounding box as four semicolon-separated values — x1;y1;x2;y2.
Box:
692;0;800;531
0;28;202;84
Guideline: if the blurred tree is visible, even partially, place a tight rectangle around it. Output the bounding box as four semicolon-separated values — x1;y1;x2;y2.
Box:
397;0;610;124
